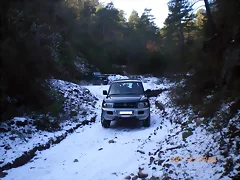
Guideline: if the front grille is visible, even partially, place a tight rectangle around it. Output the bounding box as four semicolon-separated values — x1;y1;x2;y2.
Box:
113;102;137;108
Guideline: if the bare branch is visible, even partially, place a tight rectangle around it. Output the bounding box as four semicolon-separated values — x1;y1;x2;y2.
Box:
190;0;204;8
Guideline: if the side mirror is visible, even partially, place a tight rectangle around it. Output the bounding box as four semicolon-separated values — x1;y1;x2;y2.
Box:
103;90;107;95
145;89;151;97
145;89;151;93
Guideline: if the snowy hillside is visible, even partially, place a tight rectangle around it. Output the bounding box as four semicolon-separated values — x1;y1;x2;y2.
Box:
0;79;97;174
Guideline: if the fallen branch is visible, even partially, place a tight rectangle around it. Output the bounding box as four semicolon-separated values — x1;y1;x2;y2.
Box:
148;88;169;97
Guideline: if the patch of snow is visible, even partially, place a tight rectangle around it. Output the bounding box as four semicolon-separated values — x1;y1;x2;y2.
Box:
12;117;27;122
0;119;89;167
1;76;238;180
206;95;213;99
48;79;97;117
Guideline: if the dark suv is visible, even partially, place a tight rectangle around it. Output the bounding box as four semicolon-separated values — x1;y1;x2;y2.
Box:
84;71;108;85
101;79;151;128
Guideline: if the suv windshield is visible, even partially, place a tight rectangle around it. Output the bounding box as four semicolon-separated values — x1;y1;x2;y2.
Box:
108;82;144;95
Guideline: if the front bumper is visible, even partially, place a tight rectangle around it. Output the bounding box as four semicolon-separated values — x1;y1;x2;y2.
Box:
101;107;150;121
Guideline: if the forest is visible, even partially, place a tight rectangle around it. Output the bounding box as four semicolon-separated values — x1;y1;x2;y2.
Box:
0;1;239;179
1;0;240;122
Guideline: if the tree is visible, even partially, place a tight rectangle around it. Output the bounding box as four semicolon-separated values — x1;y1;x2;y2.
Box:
138;8;158;33
164;0;196;62
128;10;140;29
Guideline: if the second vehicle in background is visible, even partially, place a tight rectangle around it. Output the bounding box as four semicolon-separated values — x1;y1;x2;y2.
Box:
84;71;109;85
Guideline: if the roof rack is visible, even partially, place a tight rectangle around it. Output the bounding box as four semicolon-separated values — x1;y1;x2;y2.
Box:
112;79;142;82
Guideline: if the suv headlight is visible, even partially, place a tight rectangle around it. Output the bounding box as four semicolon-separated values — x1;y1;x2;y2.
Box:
138;102;149;108
102;103;113;108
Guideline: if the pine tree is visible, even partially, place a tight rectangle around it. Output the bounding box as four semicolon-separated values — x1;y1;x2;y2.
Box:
164;0;196;60
138;8;158;33
128;10;140;29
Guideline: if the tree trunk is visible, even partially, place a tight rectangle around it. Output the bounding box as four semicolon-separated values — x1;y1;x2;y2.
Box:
179;22;185;62
177;0;185;63
204;0;217;37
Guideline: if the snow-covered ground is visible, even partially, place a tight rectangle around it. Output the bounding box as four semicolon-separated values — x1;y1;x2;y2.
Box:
1;75;239;180
0;79;97;169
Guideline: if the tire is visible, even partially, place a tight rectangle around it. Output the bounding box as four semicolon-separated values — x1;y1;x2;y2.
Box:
101;117;111;128
143;116;150;127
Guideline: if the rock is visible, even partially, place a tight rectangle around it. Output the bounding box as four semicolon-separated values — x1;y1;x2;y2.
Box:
158;151;162;158
125;175;131;179
162;176;171;180
0;171;8;178
163;163;172;168
16;120;28;127
9;136;16;140
73;159;79;162
0;128;8;132
84;89;90;93
0;161;4;164
98;148;103;151
165;145;182;151
182;131;193;140
81;111;87;115
155;101;165;111
4;145;12;150
108;140;115;143
194;118;202;126
132;175;138;180
8;121;15;125
130;173;134;176
138;171;148;178
150;176;159;180
158;160;164;165
90;116;96;122
73;89;80;93
149;157;154;165
82;120;89;125
181;121;188;127
137;150;145;154
152;167;157;170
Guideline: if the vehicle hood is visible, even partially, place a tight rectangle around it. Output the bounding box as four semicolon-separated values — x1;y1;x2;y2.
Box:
104;94;147;103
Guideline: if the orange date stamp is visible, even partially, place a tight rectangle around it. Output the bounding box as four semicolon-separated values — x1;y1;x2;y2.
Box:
170;156;217;163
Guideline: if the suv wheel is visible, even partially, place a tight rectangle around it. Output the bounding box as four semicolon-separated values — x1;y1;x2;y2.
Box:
143;116;150;127
101;118;111;128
